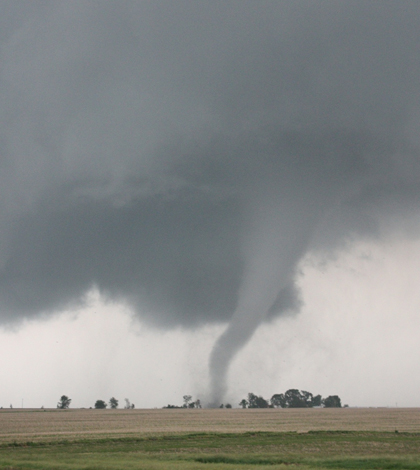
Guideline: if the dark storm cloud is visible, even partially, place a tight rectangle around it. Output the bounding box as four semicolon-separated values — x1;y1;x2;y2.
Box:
1;1;420;400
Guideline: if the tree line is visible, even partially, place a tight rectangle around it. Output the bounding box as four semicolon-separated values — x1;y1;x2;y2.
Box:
56;396;135;410
239;390;343;409
163;390;344;409
163;395;203;409
56;390;344;410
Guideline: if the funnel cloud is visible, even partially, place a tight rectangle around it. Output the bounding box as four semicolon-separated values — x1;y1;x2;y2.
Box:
1;1;420;404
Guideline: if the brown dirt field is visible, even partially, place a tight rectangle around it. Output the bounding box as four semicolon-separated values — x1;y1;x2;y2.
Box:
0;408;418;443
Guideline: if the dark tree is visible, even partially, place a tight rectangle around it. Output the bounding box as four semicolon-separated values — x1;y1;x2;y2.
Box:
247;393;257;408
312;394;322;407
239;399;248;409
284;389;305;408
183;395;192;408
301;391;314;406
94;400;107;409
269;390;340;408
270;393;286;408
57;395;71;409
255;396;269;408
283;389;315;408
225;403;232;408
109;397;119;409
322;395;342;408
247;393;269;408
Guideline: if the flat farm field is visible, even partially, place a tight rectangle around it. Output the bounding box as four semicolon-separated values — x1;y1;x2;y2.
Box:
0;408;419;469
1;407;420;443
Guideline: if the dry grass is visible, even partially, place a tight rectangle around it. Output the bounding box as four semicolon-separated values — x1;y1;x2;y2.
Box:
0;407;418;444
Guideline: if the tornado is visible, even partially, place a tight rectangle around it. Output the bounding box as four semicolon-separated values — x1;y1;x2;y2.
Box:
207;164;350;405
208;196;312;405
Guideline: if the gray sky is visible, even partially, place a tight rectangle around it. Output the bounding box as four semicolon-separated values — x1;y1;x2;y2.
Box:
0;1;420;407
